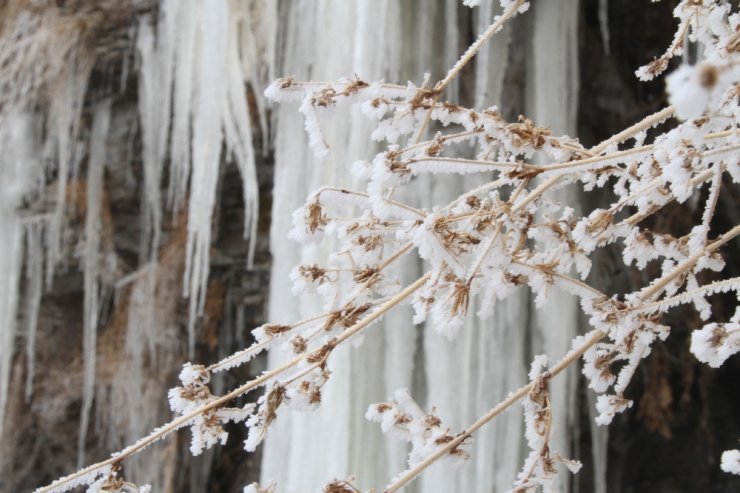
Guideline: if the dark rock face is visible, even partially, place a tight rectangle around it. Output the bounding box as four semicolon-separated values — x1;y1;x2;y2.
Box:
578;2;740;492
1;2;738;493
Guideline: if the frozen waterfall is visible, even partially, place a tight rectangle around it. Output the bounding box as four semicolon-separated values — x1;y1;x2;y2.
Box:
262;1;588;491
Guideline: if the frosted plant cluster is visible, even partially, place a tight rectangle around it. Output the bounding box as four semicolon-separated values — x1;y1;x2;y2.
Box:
511;356;581;492
37;0;739;492
365;388;471;471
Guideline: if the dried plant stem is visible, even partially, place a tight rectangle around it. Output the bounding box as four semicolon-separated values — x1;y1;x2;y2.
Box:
511;260;603;297
410;156;526;169
37;274;431;493
466;225;502;284
700;164;723;243
383;224;738;492
590;106;674;154
623;166;718;226
213;240;414;376
335;273;430;345
607;157;724;219
539;144;652;172
638;224;740;301
400;130;481;155
512;107;675;215
413;102;437;145
385;378;532;492
629;276;740;314
317;187;425;217
411;129;731;178
441;177;509;213
408;0;526;145
434;0;525;94
700;143;740;157
208;312;332;372
412;0;525;144
442;109;730;222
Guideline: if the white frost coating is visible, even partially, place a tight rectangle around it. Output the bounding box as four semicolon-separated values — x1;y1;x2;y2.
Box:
690;322;740;368
32;464;112;493
721;449;740;475
78;99;111;466
0;111;38;432
367;388;471;469
244;481;276;493
85;477;151;493
665;65;709;121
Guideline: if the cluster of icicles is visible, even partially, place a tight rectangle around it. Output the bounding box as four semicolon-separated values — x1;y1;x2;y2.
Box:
37;0;740;492
0;0;267;478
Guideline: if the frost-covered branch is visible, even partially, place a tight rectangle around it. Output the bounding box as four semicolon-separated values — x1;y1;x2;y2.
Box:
40;0;740;491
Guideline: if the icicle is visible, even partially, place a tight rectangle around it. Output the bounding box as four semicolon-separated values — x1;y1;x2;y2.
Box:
183;0;230;357
78;99;111;466
473;0;511;109
153;0;261;356
222;12;259;268
527;3;582;493
168;1;199;216
587;390;609;493
23;221;44;402
262;2;528;492
262;2;408;490
232;1;277;159
599;0;611;56
45;50;94;287
0;110;39;431
444;1;460;102
136;2;177;262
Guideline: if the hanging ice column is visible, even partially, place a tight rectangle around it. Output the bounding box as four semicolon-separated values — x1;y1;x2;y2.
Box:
527;1;589;492
134;0;261;355
263;1;409;490
0;111;40;432
417;2;527;492
263;1;585;492
0;5;94;433
527;2;608;490
78;99;112;465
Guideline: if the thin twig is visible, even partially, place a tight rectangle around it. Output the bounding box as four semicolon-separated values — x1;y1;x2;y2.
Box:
36;274;431;493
